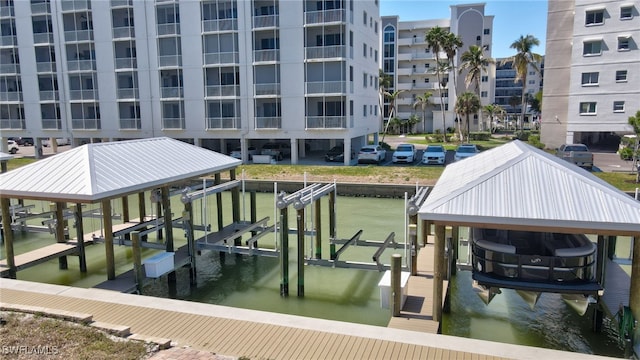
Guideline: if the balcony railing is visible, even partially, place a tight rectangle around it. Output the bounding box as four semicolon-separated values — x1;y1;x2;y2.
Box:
253;14;278;28
42;118;62;130
119;118;141;130
111;0;133;8
305;116;346;129
305;45;345;59
253;49;279;62
255;116;281;129
254;83;280;96
31;2;51;14
203;51;238;65
158;55;182;67
207;117;240;129
39;90;59;101
36;62;55;73
161;86;183;98
0;91;22;102
64;30;93;42
304;9;345;24
113;26;135;39
203;19;237;32
162;118;184;130
61;0;90;12
1;5;15;17
115;57;137;69
157;23;180;36
72;119;100;130
117;88;139;99
305;81;345;94
1;35;17;46
67;60;95;71
0;119;25;130
0;63;19;74
33;33;54;44
205;84;239;97
69;89;98;100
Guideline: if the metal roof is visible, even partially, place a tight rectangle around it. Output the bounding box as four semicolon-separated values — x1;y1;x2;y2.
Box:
419;140;640;235
0;152;13;162
0;137;241;203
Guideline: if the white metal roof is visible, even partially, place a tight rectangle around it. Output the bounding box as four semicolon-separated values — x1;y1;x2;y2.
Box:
419;140;640;235
0;152;13;162
0;137;241;203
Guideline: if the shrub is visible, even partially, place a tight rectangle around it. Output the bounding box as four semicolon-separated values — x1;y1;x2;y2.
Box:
527;135;545;149
469;132;491;141
619;147;634;160
426;133;445;143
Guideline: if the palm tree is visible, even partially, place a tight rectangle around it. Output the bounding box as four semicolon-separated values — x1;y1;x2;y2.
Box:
378;69;393;132
425;26;449;138
483;104;504;133
502;35;543;135
413;91;433;133
442;32;463;97
508;95;521;130
459;45;494;131
455;92;480;142
381;89;405;143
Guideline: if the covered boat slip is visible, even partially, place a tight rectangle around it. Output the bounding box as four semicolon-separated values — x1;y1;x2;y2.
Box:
418;141;640;356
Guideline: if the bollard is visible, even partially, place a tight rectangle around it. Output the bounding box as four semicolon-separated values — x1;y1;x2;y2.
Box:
391;253;402;317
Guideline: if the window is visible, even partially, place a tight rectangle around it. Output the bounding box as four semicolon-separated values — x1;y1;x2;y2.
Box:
481;75;488;82
374;50;378;60
585;9;604;25
481;91;487;98
363;43;367;57
616;70;628;82
613;101;625;112
581;72;599;86
579;102;597;114
363;11;367;25
483;28;490;35
620;6;633;19
618;37;630;51
374;21;378;33
529;71;536;75
363;105;366;116
424;78;429;83
583;40;602;55
363;73;367;87
350;100;353;116
528;80;535;84
424;63;429;68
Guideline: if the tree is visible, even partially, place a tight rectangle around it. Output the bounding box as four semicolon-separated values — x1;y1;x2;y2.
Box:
442;32;463;97
502;34;543;135
381;89;405;143
425;26;449;139
455;92;480;142
413;91;433;133
378;69;393;132
530;90;543;114
483;104;504;133
459;45;494;131
629;110;640;134
508;95;521;130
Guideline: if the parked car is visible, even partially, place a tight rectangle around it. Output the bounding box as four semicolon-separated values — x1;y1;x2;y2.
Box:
422;144;446;165
454;144;479;161
261;142;291;160
42;138;70;147
325;144;353;162
357;145;386;164
6;140;19;154
555;143;593;170
15;137;34;146
230;146;257;160
392;144;417;163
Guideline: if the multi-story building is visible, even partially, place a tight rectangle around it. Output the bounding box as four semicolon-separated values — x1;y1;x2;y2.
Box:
541;0;639;149
0;0;381;164
494;57;544;128
381;3;495;134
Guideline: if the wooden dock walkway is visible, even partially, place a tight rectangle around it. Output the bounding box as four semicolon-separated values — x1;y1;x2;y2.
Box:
601;258;631;318
2;278;604;360
387;244;448;333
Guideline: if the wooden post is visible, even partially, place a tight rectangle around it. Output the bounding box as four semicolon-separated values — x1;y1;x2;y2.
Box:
103;199;115;280
132;231;143;293
75;203;86;272
280;207;289;297
297;208;305;297
1;198;16;278
121;196;129;223
138;192;147;242
314;198;321;259
0;161;6;173
55;202;68;269
423;220;431;246
596;235;607;284
391;253;402;317
328;191;336;240
433;224;445;322
630;235;640;350
250;191;257;236
607;235;617;260
214;174;223;231
161;187;174;252
183;203;196;285
409;223;417;276
230;169;241;246
450;226;459;276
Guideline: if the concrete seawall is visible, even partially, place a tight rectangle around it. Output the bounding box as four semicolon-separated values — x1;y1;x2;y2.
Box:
243;180;425;198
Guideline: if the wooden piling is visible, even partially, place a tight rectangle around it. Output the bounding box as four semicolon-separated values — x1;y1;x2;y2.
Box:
230;170;241;246
329;191;336;240
75;203;86;272
132;231;143;293
1;198;16;278
55;202;67;270
450;226;459;276
122;196;129;223
314;198;321;259
297;209;305;297
280;208;289;297
161;187;174;252
215;174;223;232
433;224;445;322
183;203;196;285
138;192;147;242
630;235;640;346
391;253;402;317
409;223;417;276
103;199;115;280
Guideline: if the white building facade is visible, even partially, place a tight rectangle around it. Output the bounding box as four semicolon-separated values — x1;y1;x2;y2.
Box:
494;57;543;128
381;3;495;134
541;0;639;149
0;0;381;164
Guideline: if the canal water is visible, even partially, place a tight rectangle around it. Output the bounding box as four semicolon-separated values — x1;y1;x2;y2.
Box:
2;192;628;357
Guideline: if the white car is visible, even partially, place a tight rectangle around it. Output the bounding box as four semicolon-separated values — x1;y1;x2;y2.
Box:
42;138;70;147
6;140;19;154
357;145;386;164
422;144;446;165
230;146;257;160
454;144;479;161
392;144;417;163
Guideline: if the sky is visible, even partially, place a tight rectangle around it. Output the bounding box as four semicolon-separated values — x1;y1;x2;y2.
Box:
380;0;548;58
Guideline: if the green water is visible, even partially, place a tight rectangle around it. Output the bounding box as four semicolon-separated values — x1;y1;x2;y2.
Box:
1;193;627;357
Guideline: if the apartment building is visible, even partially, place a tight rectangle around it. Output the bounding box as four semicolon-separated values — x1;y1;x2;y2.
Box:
0;0;381;164
494;57;543;127
381;3;495;134
541;0;639;149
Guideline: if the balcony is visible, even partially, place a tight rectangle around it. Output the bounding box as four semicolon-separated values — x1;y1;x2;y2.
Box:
161;86;183;98
39;90;59;101
64;30;93;42
253;49;279;62
396;68;412;76
305;81;345;94
254;83;280;96
203;19;237;32
42;118;62;130
61;0;90;12
207;117;240;129
31;2;51;14
1;35;16;47
113;26;135;39
305;45;345;60
0;63;19;74
157;23;180;36
115;57;137;69
0;119;25;130
162;117;184;130
111;0;133;8
203;51;238;65
255;116;281;129
67;60;95;71
397;53;412;61
306;116;346;129
253;14;278;29
69;89;97;100
119;118;141;130
205;84;239;97
397;37;425;46
396;83;412;90
36;62;55;73
304;9;345;25
0;91;22;102
1;5;14;17
72;119;100;130
158;55;182;67
117;88;139;99
33;32;54;44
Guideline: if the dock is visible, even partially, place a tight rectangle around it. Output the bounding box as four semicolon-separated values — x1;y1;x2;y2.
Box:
601;258;631;318
387;244;448;333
